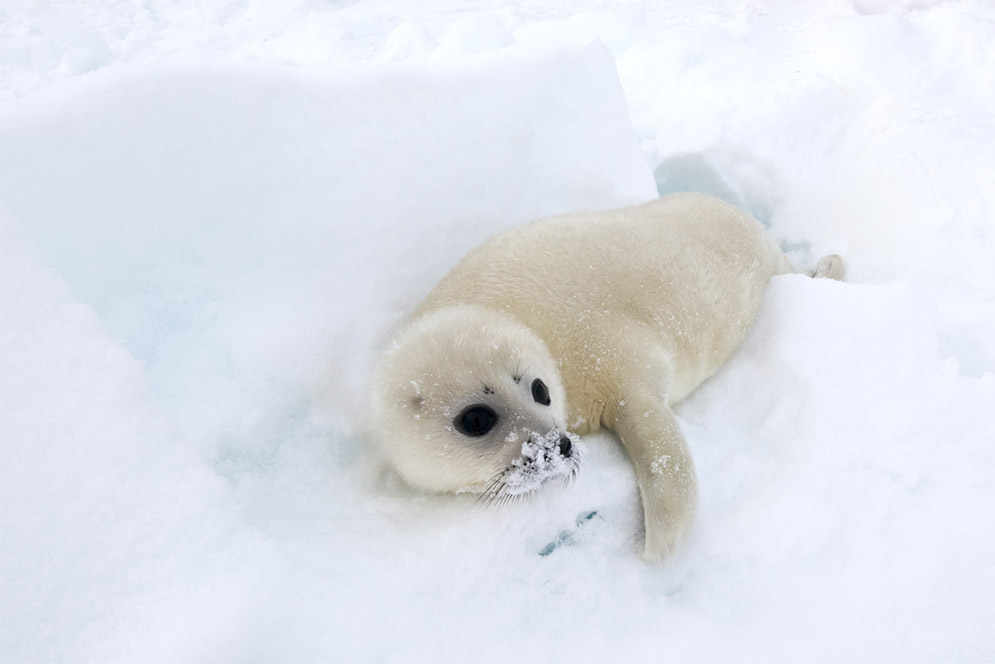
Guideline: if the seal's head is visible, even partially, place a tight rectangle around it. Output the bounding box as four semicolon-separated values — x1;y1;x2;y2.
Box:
372;304;582;503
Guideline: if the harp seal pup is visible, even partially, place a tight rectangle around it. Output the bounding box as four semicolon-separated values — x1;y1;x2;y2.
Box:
371;192;843;561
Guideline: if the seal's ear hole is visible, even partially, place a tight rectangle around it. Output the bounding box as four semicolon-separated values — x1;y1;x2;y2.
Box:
531;378;551;406
409;396;424;411
455;405;499;437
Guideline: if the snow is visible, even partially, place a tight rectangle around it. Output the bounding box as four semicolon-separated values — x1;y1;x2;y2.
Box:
1;1;993;662
483;430;584;502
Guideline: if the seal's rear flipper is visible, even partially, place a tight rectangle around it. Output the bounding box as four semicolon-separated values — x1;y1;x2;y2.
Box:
812;254;846;280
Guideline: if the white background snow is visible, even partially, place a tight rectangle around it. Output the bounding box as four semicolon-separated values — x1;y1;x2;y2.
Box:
1;0;993;661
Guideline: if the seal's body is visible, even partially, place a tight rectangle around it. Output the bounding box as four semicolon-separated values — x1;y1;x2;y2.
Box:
372;193;841;560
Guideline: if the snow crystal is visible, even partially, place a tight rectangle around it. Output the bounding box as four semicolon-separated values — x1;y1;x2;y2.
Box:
498;430;584;498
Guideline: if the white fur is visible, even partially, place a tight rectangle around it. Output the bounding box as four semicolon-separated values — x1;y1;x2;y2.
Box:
371;192;842;560
373;305;577;497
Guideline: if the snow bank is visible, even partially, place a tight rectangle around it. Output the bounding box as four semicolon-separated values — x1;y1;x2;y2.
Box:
681;275;995;662
0;42;653;452
0;209;273;660
0;43;656;662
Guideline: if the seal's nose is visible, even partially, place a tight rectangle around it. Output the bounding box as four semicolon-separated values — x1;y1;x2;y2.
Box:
558;434;572;458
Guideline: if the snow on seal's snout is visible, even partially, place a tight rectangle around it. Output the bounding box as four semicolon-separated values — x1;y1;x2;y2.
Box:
498;429;583;498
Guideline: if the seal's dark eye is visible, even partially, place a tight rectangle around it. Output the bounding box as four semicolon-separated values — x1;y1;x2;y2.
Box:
531;378;550;406
455;405;499;437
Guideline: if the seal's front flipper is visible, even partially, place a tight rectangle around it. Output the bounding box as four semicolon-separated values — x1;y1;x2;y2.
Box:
609;398;697;561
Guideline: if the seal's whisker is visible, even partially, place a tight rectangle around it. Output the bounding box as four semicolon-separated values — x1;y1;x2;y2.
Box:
481;483;502;505
482;472;503;492
475;475;502;507
481;470;507;496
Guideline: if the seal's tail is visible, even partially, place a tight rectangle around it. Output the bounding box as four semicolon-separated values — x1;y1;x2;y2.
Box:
811;254;846;280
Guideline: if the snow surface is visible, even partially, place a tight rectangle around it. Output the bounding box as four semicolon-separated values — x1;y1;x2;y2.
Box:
1;1;994;662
